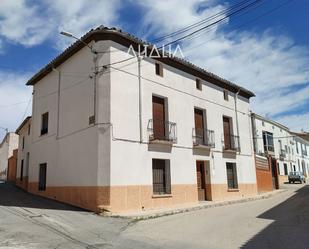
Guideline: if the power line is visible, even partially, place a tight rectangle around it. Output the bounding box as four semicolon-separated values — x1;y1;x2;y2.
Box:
150;0;262;44
20;97;32;121
158;0;263;48
183;0;296;52
0;100;30;108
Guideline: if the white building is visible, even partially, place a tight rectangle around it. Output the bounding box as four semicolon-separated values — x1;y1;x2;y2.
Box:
0;132;19;180
15;116;32;190
21;26;257;213
292;133;309;177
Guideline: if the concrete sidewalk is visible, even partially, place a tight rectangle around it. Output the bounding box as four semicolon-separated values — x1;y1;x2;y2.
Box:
104;189;287;220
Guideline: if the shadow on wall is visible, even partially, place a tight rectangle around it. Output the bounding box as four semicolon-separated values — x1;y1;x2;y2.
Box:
241;185;309;249
0;182;87;212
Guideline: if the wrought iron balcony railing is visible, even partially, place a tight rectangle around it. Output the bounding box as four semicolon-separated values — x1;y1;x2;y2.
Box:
192;128;215;148
264;145;275;153
224;134;240;151
148;119;177;143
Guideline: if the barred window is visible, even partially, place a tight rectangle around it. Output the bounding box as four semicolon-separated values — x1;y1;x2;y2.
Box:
152;159;171;195
226;162;238;189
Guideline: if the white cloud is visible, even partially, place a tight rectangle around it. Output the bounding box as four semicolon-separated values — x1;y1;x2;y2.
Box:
136;0;309;132
276;113;309;132
0;72;32;140
0;0;122;49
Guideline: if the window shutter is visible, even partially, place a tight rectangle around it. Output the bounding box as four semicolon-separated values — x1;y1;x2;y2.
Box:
165;160;171;194
233;164;238;189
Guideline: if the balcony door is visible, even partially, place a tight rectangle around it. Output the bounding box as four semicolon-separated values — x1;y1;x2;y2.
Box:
194;109;204;143
152;96;165;140
223;117;231;149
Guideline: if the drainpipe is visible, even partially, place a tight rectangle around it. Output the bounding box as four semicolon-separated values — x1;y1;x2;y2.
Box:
138;56;143;143
52;68;61;138
92;44;98;124
234;90;241;152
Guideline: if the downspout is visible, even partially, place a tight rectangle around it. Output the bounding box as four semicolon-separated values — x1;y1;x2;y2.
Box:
138;56;143;143
92;43;98;124
234;90;241;152
52;68;61;138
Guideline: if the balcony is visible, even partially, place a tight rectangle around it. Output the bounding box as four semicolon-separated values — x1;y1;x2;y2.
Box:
148;119;177;145
192;128;215;149
279;149;286;160
302;149;308;156
224;134;240;152
264;145;275;155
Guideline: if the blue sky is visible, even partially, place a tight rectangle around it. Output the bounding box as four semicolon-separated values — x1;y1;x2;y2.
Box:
0;0;309;139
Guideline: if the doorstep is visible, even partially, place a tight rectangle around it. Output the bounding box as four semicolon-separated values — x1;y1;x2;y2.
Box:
100;189;287;220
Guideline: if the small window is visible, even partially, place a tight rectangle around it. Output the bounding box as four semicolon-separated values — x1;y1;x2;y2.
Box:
41;112;49;135
223;90;228;101
155;62;163;77
226;163;238;189
28;125;31;135
20;159;24;181
196;78;202;90
152;159;171;195
22;136;25;150
262;121;265;127
39;163;47;191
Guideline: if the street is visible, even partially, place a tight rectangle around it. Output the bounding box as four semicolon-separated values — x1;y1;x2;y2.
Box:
0;182;308;249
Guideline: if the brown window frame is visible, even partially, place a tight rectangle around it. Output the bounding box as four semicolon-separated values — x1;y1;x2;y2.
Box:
155;62;163;77
223;89;229;101
41;112;49;136
196;78;202;91
226;162;238;189
152;159;171;195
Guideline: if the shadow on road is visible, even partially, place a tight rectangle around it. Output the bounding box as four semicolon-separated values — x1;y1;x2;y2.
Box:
0;182;86;211
241;185;309;249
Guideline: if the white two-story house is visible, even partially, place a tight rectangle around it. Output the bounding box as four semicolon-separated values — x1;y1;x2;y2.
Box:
23;26;257;213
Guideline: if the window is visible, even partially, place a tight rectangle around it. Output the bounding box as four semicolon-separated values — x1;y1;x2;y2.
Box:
41;112;49;135
39;163;47;191
22;136;25;150
155;62;163;77
28;125;31;135
20;160;24;181
152;159;171;195
262;121;265;127
296;142;299;154
223;90;228;101
196;78;202;90
284;163;288;175
262;131;274;152
226;163;238;189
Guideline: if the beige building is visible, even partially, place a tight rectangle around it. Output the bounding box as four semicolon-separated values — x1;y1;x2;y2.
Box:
21;26;258;213
0;132;19;180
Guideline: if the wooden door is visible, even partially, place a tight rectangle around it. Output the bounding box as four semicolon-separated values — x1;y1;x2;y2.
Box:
152;96;165;140
196;161;206;201
194;109;204;141
39;163;47;191
223;117;231;149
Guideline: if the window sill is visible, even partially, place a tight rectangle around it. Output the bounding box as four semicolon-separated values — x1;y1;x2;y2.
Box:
227;188;239;192
152;194;172;199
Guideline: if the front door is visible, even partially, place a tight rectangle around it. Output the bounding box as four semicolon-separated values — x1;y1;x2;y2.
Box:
271;158;279;189
196;161;207;201
152;96;165;140
223;117;231;149
39;163;47;191
194;109;204;143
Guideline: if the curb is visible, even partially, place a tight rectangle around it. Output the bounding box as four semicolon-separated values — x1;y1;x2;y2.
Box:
103;189;287;220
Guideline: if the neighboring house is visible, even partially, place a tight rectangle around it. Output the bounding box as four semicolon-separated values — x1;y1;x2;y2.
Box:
0;132;19;180
7;149;18;182
24;26;257;213
251;113;295;191
291;132;309;177
15;116;32;190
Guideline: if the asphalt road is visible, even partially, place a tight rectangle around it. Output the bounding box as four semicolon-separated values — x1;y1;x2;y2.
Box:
0;182;308;249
